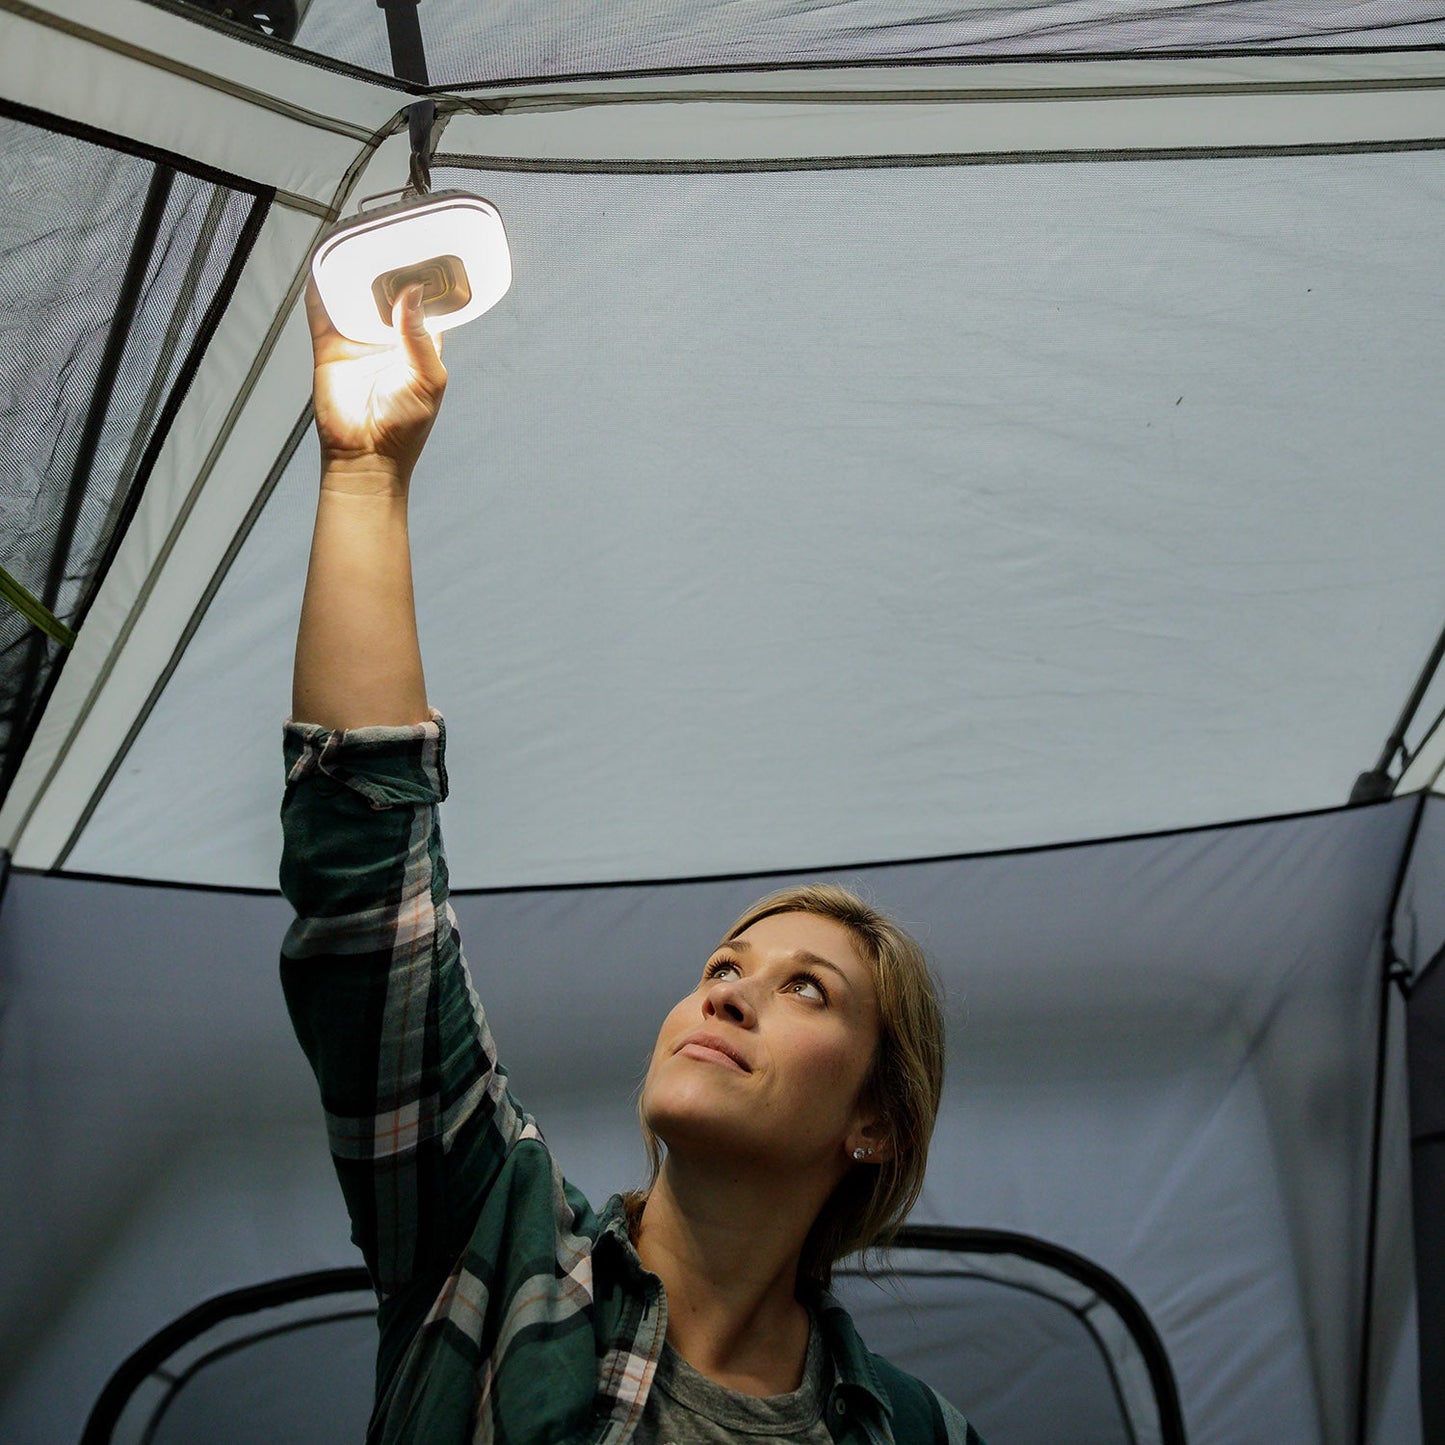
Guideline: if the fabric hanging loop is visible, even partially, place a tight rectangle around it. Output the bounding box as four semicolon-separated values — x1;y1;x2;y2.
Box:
0;566;77;651
407;100;436;193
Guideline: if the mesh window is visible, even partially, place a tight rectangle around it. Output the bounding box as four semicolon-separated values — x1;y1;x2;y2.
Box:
0;107;267;805
86;1237;1181;1445
273;1;1445;89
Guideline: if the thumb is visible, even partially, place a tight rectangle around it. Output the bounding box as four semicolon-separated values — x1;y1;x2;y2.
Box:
395;284;447;386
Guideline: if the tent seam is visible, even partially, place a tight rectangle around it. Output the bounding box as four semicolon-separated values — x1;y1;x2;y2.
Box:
424;46;1445;98
0;0;381;143
434;136;1445;178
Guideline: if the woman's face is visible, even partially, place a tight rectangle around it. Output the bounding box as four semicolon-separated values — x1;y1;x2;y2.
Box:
642;910;886;1172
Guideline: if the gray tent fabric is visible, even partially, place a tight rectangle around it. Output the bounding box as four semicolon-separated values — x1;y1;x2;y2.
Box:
1397;794;1445;987
67;148;1445;888
1409;958;1445;1445
1396;794;1445;1441
0;797;1421;1442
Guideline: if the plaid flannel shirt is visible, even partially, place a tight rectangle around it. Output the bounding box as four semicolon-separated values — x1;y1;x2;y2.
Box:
280;712;981;1445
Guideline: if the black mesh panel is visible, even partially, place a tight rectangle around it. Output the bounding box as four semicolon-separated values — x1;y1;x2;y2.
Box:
0;108;267;806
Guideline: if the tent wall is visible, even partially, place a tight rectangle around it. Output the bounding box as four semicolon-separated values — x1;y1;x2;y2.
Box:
1395;792;1445;1442
0;0;408;868
1410;957;1445;1444
0;97;272;807
1397;793;1445;981
0;798;1421;1443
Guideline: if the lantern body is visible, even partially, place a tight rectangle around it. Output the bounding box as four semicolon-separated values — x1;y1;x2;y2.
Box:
311;189;511;344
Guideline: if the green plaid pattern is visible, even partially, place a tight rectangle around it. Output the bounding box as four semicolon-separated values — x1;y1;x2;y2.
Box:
280;714;981;1445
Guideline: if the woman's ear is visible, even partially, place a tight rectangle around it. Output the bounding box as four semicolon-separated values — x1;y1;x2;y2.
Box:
845;1116;894;1164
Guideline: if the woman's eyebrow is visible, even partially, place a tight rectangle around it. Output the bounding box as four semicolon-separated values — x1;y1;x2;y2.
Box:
719;938;853;991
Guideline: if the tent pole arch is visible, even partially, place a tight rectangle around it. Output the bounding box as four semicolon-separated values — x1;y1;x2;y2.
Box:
80;1227;1187;1444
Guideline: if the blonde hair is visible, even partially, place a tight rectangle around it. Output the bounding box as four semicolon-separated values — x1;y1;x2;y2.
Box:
625;882;946;1291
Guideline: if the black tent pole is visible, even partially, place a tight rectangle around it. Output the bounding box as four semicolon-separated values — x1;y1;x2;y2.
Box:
1351;620;1445;802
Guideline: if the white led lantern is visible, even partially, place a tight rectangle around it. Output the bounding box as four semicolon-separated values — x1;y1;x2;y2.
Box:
311;189;511;345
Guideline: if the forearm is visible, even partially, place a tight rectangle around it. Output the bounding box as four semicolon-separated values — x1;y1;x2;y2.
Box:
291;469;429;730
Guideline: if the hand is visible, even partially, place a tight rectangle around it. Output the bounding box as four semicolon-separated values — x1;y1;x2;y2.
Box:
305;275;448;490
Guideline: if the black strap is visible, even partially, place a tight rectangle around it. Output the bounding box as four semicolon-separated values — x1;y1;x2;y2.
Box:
375;0;428;85
375;0;434;190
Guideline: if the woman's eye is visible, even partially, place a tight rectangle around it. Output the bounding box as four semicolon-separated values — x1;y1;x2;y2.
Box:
790;973;827;1003
702;959;827;1004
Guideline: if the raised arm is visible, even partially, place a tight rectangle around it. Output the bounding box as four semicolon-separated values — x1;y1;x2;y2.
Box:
292;278;446;730
281;282;536;1313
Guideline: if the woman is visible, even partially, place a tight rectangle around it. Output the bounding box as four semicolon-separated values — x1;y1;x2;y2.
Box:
282;279;984;1443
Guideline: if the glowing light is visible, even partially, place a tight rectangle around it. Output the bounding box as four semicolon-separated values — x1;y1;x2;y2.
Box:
312;189;511;345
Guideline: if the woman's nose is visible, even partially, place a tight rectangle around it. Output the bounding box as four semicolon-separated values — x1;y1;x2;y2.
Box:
703;977;755;1026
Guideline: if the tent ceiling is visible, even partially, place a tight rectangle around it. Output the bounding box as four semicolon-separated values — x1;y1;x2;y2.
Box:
5;3;1445;886
219;1;1445;90
65;143;1445;888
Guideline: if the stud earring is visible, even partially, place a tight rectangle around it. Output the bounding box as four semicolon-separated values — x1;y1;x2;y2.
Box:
852;1147;874;1160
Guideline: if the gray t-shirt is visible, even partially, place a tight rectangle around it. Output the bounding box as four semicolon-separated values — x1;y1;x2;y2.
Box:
634;1311;834;1443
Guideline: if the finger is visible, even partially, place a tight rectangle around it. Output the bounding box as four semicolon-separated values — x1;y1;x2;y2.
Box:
304;272;339;346
305;271;368;365
394;284;448;392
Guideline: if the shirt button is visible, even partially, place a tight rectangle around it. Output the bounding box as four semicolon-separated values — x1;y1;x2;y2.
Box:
833;1398;847;1416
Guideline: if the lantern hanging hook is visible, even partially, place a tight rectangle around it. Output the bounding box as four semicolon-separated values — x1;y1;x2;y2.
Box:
407;100;436;195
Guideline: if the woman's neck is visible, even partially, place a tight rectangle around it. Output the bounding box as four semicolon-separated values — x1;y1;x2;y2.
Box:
633;1155;827;1394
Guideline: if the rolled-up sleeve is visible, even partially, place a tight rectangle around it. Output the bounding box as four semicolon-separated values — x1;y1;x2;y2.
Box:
279;710;533;1299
